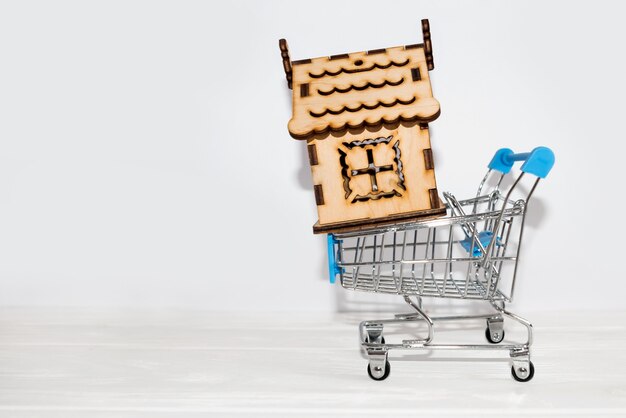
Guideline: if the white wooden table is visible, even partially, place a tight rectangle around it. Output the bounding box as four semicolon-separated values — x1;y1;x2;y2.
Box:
0;308;625;417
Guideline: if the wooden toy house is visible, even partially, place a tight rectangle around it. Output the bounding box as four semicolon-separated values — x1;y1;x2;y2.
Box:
280;20;445;234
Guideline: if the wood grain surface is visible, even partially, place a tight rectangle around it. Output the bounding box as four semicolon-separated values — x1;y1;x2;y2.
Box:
288;45;440;140
308;122;443;232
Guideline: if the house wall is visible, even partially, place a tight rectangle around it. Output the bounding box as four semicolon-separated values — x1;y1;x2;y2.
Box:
310;123;442;229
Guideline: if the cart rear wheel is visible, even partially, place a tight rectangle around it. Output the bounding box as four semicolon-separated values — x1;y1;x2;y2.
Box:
511;361;534;382
485;327;505;344
367;361;391;381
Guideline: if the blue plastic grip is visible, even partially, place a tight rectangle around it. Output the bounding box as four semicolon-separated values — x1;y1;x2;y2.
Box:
327;234;341;284
488;147;555;178
521;147;555;178
488;148;515;174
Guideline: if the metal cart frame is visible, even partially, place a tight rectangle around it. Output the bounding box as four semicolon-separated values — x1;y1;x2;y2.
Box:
327;147;555;382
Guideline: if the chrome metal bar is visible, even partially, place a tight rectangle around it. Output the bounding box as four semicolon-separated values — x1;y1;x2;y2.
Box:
376;343;525;351
391;231;397;292
491;300;533;347
472;169;492;215
492;216;514;298
334;207;523;239
340;256;516;267
443;192;501;282
397;231;407;293
371;235;377;290
411;229;418;291
341;238;485;251
374;234;385;292
420;229;430;294
351;237;361;290
510;178;539;300
463;260;473;298
484;173;524;266
485;189;501;231
430;227;437;293
443;225;453;293
394;312;498;321
403;295;433;344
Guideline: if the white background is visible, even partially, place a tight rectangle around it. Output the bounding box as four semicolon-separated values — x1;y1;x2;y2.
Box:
0;0;623;312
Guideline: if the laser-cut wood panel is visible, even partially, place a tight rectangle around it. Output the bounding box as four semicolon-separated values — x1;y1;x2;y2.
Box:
287;45;440;139
309;122;444;233
281;20;445;234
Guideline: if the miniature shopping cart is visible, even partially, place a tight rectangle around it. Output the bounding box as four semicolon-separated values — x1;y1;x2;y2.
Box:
327;147;555;382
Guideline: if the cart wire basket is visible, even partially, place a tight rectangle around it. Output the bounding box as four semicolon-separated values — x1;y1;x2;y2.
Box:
327;147;555;382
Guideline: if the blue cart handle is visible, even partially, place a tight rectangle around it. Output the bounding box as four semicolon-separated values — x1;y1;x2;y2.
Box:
327;234;341;284
488;147;555;178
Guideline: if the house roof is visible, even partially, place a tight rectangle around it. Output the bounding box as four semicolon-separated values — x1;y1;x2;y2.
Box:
287;44;440;140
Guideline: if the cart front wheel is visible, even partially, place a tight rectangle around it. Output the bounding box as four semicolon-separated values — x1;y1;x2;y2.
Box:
511;361;534;382
485;327;505;344
367;361;391;381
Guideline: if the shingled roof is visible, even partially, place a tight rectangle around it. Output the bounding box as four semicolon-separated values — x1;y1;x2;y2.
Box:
285;42;440;140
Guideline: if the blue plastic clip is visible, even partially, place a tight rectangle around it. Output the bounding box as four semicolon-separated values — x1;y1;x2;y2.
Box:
460;231;502;257
327;234;342;284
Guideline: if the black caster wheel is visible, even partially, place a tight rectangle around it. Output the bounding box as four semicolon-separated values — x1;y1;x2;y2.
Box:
511;361;535;382
367;361;391;381
485;327;505;344
365;336;385;344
